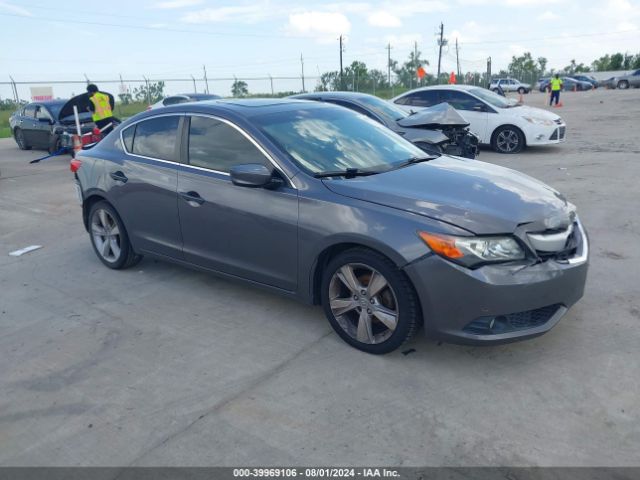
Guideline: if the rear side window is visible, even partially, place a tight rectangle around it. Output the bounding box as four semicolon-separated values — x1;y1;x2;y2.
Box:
24;104;36;117
326;100;381;123
188;116;266;172
131;116;180;161
395;90;439;107
122;125;135;152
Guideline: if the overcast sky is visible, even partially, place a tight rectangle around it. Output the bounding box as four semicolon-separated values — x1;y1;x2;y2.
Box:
1;0;639;99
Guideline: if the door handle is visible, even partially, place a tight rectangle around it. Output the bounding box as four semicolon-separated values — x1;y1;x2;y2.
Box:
110;171;128;183
179;191;205;206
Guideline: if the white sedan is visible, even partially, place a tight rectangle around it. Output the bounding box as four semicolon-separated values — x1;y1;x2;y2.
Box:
391;85;565;154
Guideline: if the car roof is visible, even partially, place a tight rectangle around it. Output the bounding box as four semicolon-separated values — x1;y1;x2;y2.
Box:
401;84;478;93
134;98;327;121
291;91;376;101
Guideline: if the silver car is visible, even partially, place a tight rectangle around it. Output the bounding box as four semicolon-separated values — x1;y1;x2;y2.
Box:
614;69;640;89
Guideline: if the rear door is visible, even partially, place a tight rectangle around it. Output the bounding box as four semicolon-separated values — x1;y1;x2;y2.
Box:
20;104;38;144
108;114;184;259
177;114;299;291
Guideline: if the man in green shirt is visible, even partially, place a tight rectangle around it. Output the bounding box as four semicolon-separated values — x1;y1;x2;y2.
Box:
549;74;563;107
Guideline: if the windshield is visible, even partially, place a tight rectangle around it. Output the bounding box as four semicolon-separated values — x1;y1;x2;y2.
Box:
469;88;518;108
254;106;425;175
356;95;408;123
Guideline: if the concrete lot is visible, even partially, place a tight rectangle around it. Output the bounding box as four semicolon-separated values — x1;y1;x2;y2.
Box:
0;89;639;467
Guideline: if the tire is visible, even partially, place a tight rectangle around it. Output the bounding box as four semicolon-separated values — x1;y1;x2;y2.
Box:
88;201;142;270
491;125;525;154
517;87;525;94
14;128;31;150
617;80;629;90
321;248;420;354
492;88;500;93
414;141;443;156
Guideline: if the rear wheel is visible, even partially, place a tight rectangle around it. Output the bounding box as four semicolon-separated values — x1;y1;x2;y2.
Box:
517;87;526;94
492;125;525;154
89;201;142;270
617;80;629;89
321;248;420;354
14;128;31;150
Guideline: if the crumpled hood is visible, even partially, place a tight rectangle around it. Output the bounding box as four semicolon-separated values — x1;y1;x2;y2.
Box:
322;156;571;234
397;102;469;128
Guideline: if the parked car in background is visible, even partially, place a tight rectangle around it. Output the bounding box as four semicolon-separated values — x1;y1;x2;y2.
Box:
9;99;94;152
149;93;221;109
569;75;599;88
613;69;640;89
392;85;566;154
72;99;588;353
535;77;550;91
600;77;617;89
489;78;531;94
290;91;478;158
539;77;593;92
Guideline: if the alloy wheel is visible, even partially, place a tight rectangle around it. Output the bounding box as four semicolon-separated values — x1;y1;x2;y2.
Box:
91;208;122;263
328;263;399;345
496;129;520;153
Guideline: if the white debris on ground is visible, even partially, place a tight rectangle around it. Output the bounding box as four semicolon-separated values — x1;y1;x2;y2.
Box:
9;245;43;257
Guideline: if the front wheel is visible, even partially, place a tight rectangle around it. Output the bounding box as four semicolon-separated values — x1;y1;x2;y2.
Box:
617;80;629;89
321;249;421;354
89;201;142;270
492;126;525;154
517;87;525;94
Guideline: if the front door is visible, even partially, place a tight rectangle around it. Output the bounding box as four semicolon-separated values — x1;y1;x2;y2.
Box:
438;90;490;143
177;115;299;291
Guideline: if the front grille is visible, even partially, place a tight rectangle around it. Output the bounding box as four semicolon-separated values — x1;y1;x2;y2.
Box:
559;126;566;139
528;221;580;262
463;304;562;335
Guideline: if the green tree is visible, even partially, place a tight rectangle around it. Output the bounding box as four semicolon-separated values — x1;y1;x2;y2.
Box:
394;49;428;88
609;53;624;70
231;79;249;97
315;71;340;91
133;81;165;104
537;57;548;75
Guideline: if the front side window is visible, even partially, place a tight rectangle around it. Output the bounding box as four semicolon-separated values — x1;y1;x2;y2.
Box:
35;106;52;121
254;106;425;175
439;91;483;111
131;116;180;161
188;116;266;172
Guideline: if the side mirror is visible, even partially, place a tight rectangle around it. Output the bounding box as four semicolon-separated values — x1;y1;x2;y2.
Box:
230;163;275;188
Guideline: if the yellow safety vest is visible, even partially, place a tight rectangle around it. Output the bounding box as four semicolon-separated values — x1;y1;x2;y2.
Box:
550;78;563;91
90;92;113;122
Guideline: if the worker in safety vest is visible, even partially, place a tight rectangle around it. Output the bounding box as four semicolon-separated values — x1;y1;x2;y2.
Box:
86;84;116;133
549;74;563;107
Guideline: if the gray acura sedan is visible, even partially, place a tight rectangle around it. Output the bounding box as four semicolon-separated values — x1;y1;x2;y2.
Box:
71;99;588;354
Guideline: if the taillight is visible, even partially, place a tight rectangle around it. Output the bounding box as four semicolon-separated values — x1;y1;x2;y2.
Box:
70;159;82;173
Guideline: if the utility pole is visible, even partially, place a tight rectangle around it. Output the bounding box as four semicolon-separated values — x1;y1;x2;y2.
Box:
386;43;392;86
455;38;460;81
414;40;418;86
300;53;305;92
487;56;492;87
203;65;209;94
9;75;19;102
339;35;344;90
191;74;197;93
437;22;445;82
269;74;274;95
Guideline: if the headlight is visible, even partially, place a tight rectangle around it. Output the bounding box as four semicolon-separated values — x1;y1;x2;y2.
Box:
418;231;525;267
523;116;555;126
